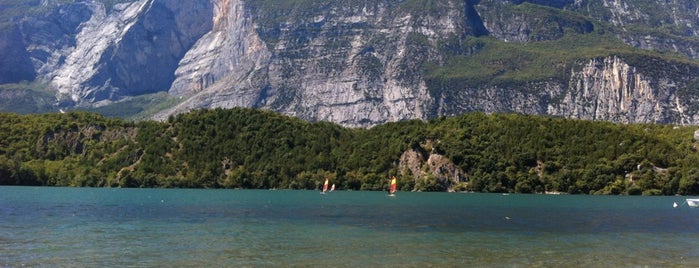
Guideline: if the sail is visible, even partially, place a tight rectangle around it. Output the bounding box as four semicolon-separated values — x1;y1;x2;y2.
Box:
389;176;397;195
322;178;329;193
330;184;335;192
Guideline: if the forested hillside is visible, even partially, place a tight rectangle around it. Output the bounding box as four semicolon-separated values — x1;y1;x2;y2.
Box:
1;108;699;195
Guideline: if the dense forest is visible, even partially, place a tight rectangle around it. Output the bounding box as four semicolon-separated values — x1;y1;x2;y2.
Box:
1;108;699;195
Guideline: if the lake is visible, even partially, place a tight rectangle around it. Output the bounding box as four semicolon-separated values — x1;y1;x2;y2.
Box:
1;187;698;267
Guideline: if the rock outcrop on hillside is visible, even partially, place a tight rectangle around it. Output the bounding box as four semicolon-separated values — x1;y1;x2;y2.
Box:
1;0;698;127
398;141;468;192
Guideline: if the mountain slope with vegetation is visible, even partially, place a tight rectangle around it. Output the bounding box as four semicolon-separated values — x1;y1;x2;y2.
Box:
2;109;698;195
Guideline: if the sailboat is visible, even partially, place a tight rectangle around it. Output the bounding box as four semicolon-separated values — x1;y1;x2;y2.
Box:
388;176;397;196
321;178;329;194
673;199;699;208
330;184;335;192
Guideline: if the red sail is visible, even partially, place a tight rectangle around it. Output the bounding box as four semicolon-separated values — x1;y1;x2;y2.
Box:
389;176;397;194
322;178;329;193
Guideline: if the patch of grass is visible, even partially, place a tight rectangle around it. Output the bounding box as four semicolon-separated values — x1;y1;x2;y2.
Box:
424;29;693;89
0;80;183;120
99;0;133;10
0;81;57;114
83;92;182;121
397;0;461;16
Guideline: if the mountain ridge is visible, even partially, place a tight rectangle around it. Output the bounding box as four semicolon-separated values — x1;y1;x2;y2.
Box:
0;0;698;127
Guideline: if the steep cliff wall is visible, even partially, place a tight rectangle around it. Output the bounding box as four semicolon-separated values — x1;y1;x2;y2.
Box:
161;0;271;115
258;0;450;126
549;56;699;124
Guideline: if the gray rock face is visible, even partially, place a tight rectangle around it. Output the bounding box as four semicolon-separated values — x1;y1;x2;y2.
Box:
398;147;467;192
94;0;213;97
2;0;699;127
549;56;699;124
162;0;271;116
257;1;447;127
19;0;211;105
48;1;153;103
19;2;93;79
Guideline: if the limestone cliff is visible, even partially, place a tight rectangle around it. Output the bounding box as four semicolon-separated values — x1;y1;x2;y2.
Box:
161;0;271;116
550;56;699;124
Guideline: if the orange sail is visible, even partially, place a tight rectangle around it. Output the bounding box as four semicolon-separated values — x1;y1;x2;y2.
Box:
322;178;329;193
389;176;397;195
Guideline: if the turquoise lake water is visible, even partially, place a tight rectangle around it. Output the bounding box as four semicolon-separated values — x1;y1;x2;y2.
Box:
1;186;699;267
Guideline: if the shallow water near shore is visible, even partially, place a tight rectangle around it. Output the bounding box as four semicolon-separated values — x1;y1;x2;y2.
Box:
2;186;698;267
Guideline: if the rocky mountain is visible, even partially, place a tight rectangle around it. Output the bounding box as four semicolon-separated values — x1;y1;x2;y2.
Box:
1;0;698;127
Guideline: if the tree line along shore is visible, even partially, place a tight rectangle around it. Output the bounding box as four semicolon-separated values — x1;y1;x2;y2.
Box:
1;108;698;195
